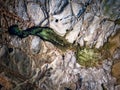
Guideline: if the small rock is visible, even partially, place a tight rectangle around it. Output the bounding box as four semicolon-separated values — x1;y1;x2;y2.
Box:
113;48;120;60
102;60;112;72
68;53;76;68
78;37;84;46
50;3;75;36
71;2;83;16
65;20;82;43
27;3;45;25
95;20;114;48
10;36;22;47
84;16;100;46
50;0;69;15
16;0;29;20
31;36;41;54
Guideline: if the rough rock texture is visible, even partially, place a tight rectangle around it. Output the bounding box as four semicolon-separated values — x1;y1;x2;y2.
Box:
0;0;120;90
30;36;41;54
47;51;115;90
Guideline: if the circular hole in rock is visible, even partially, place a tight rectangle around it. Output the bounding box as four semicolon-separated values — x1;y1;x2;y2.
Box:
8;48;13;53
55;19;58;22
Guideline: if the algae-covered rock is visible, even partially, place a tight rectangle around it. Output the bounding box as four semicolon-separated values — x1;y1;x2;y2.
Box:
76;47;102;67
0;0;120;90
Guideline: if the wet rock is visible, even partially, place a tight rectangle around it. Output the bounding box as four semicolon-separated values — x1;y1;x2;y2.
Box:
30;36;41;54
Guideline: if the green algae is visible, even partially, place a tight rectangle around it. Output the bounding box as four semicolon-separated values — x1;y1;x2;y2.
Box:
76;47;102;67
8;25;111;67
8;25;23;38
8;25;71;50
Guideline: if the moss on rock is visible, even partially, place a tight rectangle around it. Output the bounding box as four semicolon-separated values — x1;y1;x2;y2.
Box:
76;47;102;67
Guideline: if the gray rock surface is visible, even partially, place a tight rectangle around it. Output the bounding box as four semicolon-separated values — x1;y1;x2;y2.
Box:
27;2;46;25
0;0;120;90
30;36;41;54
47;50;116;90
15;0;29;21
115;85;120;90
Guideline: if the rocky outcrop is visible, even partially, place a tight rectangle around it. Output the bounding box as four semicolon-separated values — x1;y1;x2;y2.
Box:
0;0;120;90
